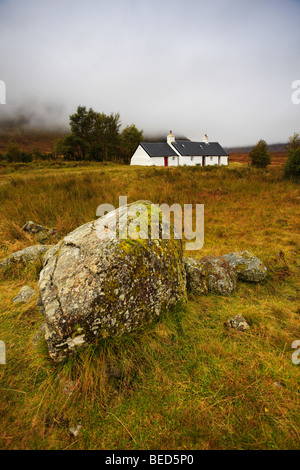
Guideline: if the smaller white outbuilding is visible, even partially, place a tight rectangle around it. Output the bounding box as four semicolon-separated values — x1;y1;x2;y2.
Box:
130;131;228;167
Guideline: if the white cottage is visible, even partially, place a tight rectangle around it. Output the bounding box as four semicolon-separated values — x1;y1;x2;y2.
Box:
130;131;228;167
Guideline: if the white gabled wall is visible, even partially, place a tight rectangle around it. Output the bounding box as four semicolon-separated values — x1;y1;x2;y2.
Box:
130;145;152;166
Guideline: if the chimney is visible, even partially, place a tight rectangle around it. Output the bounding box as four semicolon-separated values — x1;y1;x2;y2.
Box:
167;130;175;146
203;134;209;144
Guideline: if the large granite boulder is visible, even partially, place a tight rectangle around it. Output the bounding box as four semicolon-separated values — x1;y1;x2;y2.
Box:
222;251;267;282
38;201;187;362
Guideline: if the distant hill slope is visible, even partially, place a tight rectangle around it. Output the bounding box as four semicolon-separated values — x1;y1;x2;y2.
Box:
0;119;68;154
0;130;68;154
225;143;288;153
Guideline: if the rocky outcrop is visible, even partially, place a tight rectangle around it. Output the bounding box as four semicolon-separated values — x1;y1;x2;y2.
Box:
0;245;53;269
222;251;267;282
38;201;187;362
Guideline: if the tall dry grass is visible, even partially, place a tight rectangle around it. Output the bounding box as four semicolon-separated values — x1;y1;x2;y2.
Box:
0;163;299;450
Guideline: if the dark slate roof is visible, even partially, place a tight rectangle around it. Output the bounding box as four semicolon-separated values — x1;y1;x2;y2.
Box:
140;142;178;157
172;140;228;157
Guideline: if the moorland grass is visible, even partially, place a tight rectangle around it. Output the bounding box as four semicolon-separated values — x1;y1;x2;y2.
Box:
0;162;299;449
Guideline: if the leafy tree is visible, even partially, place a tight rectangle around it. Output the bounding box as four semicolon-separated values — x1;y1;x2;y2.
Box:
54;134;85;160
55;105;142;162
284;133;300;179
68;106;121;161
286;132;300;152
249;139;271;168
93;112;121;162
120;125;143;164
69;106;98;159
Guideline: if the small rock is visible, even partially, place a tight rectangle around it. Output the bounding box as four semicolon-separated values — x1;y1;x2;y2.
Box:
272;381;283;389
198;255;237;295
226;314;250;331
22;221;58;243
183;256;208;295
13;285;36;303
222;251;267;283
69;422;82;437
0;245;53;269
22;221;46;234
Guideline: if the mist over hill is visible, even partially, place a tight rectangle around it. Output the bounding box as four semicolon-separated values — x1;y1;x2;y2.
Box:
0;112;289;155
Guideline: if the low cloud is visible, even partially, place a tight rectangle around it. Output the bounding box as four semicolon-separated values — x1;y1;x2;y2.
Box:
0;0;299;146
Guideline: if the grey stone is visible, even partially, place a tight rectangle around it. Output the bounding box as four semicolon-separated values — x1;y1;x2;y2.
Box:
222;251;267;283
12;285;36;303
0;245;53;269
22;221;58;243
38;201;187;362
69;422;82;437
183;256;208;295
226;314;250;331
22;221;46;234
198;255;237;295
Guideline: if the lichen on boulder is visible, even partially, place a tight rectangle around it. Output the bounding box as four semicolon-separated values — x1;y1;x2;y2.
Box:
38;200;187;362
222;250;267;283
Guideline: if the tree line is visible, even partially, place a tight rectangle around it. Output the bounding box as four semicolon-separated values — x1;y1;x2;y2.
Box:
0;106;143;165
0;105;299;177
54;106;143;164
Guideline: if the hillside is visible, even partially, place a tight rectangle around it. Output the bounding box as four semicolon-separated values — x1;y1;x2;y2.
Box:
0;124;67;154
225;143;288;153
0;126;289;167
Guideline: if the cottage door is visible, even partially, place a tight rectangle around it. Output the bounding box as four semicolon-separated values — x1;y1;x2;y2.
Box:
164;157;168;167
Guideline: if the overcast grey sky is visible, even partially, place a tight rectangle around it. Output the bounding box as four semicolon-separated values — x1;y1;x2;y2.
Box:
0;0;299;146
